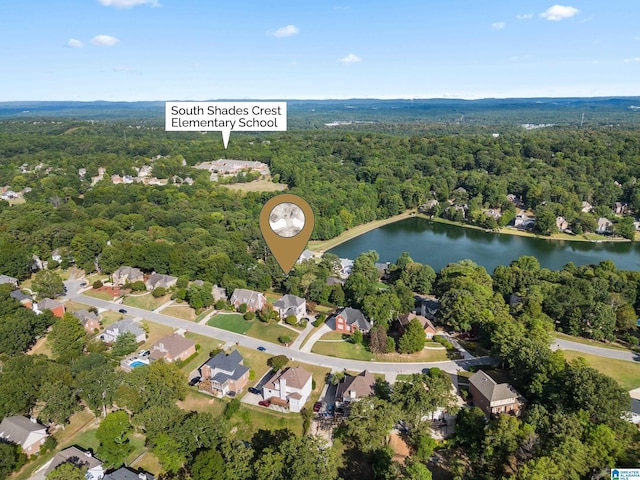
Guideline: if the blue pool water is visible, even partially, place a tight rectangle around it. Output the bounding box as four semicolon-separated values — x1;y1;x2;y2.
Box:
130;361;147;368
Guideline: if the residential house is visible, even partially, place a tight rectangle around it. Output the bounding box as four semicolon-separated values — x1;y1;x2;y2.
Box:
0;274;18;287
506;194;524;209
262;366;313;413
101;318;146;344
212;285;226;302
417;296;440;321
335;370;376;405
74;309;101;333
0;416;48;456
148;333;196;363
230;288;266;312
469;370;526;417
198;350;250;397
35;298;65;318
514;211;535;229
338;258;354;279
326;276;345;286
614;202;627;215
597;217;613;234
45;446;104;480
50;249;62;263
103;467;155;480
329;307;372;334
112;266;144;286
273;294;306;321
581;201;593;213
374;262;391;279
145;273;178;290
297;249;315;264
555;216;569;232
10;290;32;309
418;199;439;213
397;312;438;339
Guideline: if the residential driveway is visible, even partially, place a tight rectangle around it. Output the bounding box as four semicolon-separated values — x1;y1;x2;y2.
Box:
299;323;331;353
241;370;273;405
288;319;314;350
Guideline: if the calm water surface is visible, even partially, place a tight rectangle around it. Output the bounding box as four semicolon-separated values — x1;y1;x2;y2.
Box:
328;218;640;272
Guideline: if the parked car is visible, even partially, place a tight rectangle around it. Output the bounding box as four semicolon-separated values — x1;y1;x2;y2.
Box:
248;387;261;395
313;402;322;413
138;349;150;356
257;346;266;352
227;391;236;397
327;404;335;414
80;282;87;287
189;376;201;386
258;400;271;407
118;308;127;314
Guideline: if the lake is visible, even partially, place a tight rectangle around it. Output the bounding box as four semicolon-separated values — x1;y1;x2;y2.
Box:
328;217;640;272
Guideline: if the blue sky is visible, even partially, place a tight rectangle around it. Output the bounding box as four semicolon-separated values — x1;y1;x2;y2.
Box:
1;1;639;101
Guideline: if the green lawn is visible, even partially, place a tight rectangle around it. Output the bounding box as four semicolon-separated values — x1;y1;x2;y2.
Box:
555;332;630;351
230;404;303;440
123;293;171;311
83;289;116;301
208;313;250;334
312;340;373;361
181;332;224;372
163;305;197;321
375;348;449;363
563;350;640;391
319;331;348;341
247;321;298;345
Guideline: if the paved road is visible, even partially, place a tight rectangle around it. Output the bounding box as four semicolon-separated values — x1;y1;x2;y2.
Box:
63;280;492;375
553;338;639;362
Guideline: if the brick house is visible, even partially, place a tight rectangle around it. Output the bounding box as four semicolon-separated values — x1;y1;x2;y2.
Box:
229;288;266;312
329;307;372;334
273;294;306;320
397;312;438;339
35;298;65;318
148;333;196;363
112;266;144;286
469;370;526;417
198;350;249;397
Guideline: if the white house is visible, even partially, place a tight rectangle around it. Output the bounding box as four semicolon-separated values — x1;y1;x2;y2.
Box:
0;416;48;456
262;366;313;413
101;318;146;344
45;446;104;480
273;294;306;320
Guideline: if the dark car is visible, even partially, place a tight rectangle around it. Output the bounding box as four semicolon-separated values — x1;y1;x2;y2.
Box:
327;404;335;414
118;308;127;314
189;376;201;387
248;387;261;395
258;400;271;407
313;402;322;413
257;346;266;352
227;391;236;397
80;282;87;287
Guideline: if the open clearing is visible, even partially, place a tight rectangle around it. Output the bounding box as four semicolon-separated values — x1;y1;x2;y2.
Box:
222;176;288;193
562;350;640;391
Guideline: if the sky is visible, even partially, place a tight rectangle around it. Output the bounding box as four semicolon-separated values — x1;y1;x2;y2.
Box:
1;1;639;101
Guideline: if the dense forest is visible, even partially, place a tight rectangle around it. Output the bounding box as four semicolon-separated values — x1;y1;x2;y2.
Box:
1;107;640;479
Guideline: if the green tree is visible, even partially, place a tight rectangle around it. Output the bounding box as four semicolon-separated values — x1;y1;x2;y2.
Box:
0;442;26;480
32;269;65;299
96;411;133;468
48;313;86;363
398;318;426;354
391;373;457;429
342;397;398;452
404;460;432;480
153;433;186;474
268;355;289;371
75;365;123;418
111;332;138;357
191;448;226;480
46;462;86;480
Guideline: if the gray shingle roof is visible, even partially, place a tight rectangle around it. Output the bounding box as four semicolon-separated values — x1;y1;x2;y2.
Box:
45;447;103;476
0;416;46;446
106;319;145;337
273;294;305;310
201;350;249;382
469;370;521;403
103;467;155;480
336;307;372;331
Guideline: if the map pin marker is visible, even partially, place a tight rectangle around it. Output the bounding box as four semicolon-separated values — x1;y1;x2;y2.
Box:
260;194;314;275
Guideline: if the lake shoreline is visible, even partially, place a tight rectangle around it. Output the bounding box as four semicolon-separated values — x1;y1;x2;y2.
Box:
310;212;633;255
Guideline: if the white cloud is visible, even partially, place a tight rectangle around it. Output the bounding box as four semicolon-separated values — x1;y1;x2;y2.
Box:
339;53;361;64
624;57;640;63
271;25;299;38
67;38;83;48
516;13;534;20
491;22;505;30
97;0;158;8
91;35;120;46
540;5;579;21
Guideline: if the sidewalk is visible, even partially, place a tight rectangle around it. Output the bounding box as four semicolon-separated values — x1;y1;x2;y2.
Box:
299;324;331;353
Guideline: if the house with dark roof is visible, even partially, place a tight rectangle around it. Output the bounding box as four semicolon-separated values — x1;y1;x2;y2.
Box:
35;298;65;318
262;366;313;412
101;318;146;344
0;416;48;456
45;446;104;480
10;289;33;309
103;467;155;480
230;288;266;312
273;294;306;320
74;309;101;333
148;333;196;363
469;370;526;418
198;350;250;397
329;307;372;334
112;266;144;286
336;370;376;405
145;273;177;290
397;313;438;339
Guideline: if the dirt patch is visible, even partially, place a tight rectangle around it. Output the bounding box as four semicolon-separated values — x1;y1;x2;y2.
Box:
94;285;123;298
389;430;411;464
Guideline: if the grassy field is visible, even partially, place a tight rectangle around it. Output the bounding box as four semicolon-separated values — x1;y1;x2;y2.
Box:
140;322;177;349
375;348;449;363
83;289;118;301
312;340;373;361
319;331;348;341
230;404;303;439
247;321;298;345
123;293;171;311
98;309;126;328
562;350;640;391
555;332;629;351
131;451;163;477
236;346;273;380
180;332;224;373
222;176;288;193
208;313;250;334
163;305;197;321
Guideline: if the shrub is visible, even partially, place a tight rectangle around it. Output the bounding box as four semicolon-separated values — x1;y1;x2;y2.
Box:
224;398;241;419
92;280;103;289
129;280;146;292
48;260;60;270
209;348;224;357
278;335;291;344
350;329;363;345
299;318;308;328
238;303;247;314
249;369;256;380
152;287;166;298
285;315;298;326
268;355;289;371
215;299;227;310
243;311;255;321
195;344;201;351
